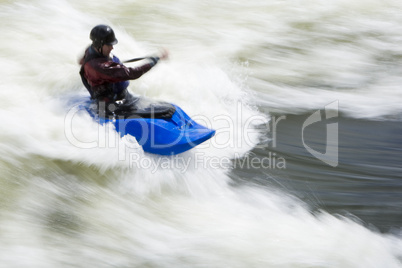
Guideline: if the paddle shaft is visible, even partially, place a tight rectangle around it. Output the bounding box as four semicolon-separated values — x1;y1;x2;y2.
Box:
123;57;148;63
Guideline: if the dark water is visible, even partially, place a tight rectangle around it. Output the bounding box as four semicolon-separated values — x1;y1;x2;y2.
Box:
231;111;402;233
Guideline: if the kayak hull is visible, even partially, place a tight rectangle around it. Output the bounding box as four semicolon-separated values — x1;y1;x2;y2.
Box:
82;98;215;155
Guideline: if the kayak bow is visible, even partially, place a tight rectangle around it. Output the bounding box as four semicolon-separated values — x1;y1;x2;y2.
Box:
80;97;215;155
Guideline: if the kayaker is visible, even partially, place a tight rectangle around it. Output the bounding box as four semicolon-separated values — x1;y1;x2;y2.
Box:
79;24;168;115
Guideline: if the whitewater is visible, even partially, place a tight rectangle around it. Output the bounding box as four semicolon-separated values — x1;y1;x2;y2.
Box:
0;0;401;267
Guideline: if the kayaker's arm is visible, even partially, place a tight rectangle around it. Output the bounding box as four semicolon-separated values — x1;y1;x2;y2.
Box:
83;58;159;86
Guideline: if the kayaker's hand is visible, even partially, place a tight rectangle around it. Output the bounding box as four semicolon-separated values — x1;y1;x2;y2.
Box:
158;48;169;60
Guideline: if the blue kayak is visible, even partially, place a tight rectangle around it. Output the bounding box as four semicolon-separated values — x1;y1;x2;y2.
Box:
80;96;215;155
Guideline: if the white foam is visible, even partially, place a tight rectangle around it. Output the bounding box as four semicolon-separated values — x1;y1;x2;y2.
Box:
0;0;401;267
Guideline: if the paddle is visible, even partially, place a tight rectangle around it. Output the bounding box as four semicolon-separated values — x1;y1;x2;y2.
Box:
122;48;168;63
122;57;148;63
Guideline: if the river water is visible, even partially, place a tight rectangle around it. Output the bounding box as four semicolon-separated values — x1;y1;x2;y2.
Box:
0;0;401;267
